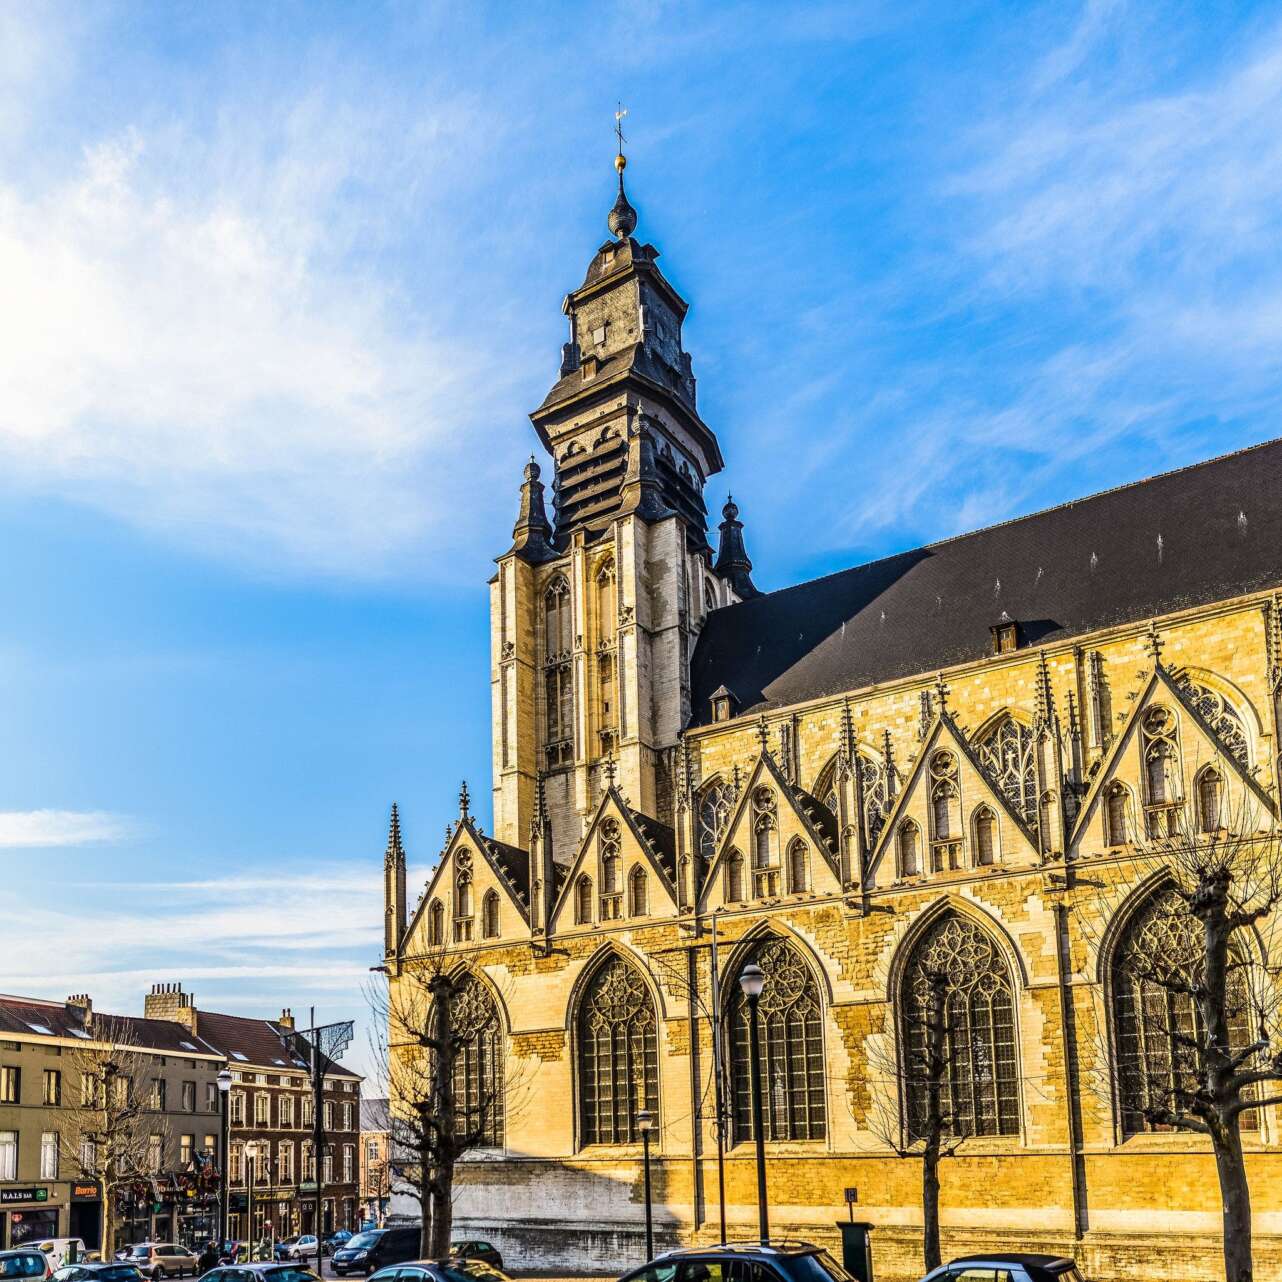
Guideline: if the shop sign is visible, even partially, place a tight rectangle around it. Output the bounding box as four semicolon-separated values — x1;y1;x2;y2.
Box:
0;1187;49;1205
298;1182;317;1193
71;1183;101;1201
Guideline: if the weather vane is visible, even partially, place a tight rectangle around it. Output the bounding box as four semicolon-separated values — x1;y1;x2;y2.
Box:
614;103;628;157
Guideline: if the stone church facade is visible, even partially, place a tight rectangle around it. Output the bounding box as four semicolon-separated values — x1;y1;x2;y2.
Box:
381;155;1282;1281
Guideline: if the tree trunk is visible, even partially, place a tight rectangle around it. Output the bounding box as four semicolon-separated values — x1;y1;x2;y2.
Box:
100;1186;112;1261
921;1138;941;1274
1213;1120;1254;1282
427;1163;454;1260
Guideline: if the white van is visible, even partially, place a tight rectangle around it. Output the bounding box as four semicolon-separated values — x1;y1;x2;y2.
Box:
36;1242;87;1271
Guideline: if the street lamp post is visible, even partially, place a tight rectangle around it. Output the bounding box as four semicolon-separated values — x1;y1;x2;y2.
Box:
738;961;769;1245
637;1109;655;1261
216;1068;233;1256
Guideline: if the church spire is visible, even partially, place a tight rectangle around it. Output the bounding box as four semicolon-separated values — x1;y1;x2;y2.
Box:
608;106;638;240
714;495;760;599
509;456;557;563
384;801;405;870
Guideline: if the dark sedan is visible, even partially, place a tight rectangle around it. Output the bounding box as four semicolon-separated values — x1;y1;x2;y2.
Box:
198;1267;319;1282
368;1260;510;1282
53;1268;143;1282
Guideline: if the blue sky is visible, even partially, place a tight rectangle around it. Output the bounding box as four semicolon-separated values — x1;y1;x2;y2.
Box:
3;0;1282;1076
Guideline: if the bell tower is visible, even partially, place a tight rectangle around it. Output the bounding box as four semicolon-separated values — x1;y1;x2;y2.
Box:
490;133;756;858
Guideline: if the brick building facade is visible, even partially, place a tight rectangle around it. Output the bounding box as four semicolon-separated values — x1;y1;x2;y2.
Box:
381;154;1282;1281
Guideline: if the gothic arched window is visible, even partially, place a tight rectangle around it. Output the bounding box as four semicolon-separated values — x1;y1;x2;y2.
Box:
454;868;473;943
1175;673;1250;768
698;778;735;861
860;752;892;847
598;652;616;743
901;913;1020;1139
976;715;1038;828
973;807;996;867
596;559;617;644
600;820;622;921
544;575;572;657
787;839;809;894
577;955;658;1146
428;899;444;947
725;850;745;903
449;975;505;1148
1105;783;1131;847
575;875;593;926
929;751;962;872
729;936;826;1142
1197;767;1223;833
813;757;839;818
1141;706;1183;838
752;788;779;897
628;865;648;917
481;890;500;940
1111;884;1258;1135
898;820;921;879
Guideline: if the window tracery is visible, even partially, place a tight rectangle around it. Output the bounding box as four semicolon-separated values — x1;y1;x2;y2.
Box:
751;787;779;897
1175;673;1250;768
1140;706;1183;838
599;820;622;921
975;716;1038;829
901;913;1020;1139
697;778;735;861
577;956;658;1146
729;936;826;1142
449;975;504;1147
1111;885;1258;1135
929;751;962;872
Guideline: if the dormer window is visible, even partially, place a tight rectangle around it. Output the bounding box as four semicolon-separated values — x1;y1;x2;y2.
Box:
990;617;1019;654
709;684;737;723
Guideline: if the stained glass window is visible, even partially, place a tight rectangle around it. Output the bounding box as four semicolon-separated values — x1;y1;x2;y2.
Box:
1175;674;1250;768
698;779;735;861
578;956;658;1145
975;716;1038;828
449;975;504;1147
902;913;1020;1139
729;936;826;1142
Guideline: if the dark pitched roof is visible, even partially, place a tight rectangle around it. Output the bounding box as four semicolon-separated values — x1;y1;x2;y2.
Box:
195;1010;359;1079
630;811;677;887
481;836;531;909
690;438;1282;721
0;996;216;1056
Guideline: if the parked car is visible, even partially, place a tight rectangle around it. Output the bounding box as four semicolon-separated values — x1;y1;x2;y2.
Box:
449;1243;502;1271
122;1246;199;1280
52;1265;144;1282
369;1261;509;1282
920;1256;1085;1282
620;1241;856;1282
35;1243;89;1272
330;1228;420;1277
199;1266;319;1282
0;1251;54;1281
323;1235;351;1256
270;1242;318;1265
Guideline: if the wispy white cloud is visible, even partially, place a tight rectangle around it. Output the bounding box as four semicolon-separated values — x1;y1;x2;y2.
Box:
0;809;132;848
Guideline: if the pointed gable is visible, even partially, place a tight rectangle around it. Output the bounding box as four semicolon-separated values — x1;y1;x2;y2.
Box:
402;818;530;954
866;713;1040;891
549;788;679;933
1070;664;1276;854
697;751;842;912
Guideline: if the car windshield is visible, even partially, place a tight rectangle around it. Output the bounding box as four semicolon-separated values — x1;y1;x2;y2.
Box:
0;1257;47;1279
93;1269;142;1281
343;1236;380;1251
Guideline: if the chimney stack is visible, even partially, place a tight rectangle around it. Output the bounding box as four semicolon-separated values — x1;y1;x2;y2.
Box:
66;994;92;1015
143;981;198;1033
277;1008;295;1032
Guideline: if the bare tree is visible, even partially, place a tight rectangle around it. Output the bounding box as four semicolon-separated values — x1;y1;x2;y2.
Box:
370;958;514;1259
59;1019;160;1259
1078;776;1282;1282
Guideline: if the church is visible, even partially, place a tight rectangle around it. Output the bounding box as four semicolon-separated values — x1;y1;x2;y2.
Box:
380;146;1282;1282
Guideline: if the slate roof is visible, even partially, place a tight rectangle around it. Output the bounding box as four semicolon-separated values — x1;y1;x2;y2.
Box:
630;811;678;888
195;1010;359;1080
482;836;532;909
690;438;1282;721
0;995;217;1056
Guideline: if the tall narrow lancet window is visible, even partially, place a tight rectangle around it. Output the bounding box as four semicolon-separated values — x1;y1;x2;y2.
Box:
481;890;500;940
1106;783;1131;847
929;751;962;872
577;956;658;1146
814;758;839;819
788;839;809;894
575;875;593;926
697;779;734;861
729;936;826;1142
901;913;1020;1139
1141;706;1183;838
449;975;505;1148
543;575;574;768
428;900;444;947
975;715;1038;829
1197;767;1224;833
1111;885;1258;1134
596;559;617;643
725;850;745;904
898;821;921;879
973;807;996;867
628;865;648;918
752;788;779;897
599;820;622;921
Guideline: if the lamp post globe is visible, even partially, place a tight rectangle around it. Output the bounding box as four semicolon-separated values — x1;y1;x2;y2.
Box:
216;1067;234;1255
738;962;766;1000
